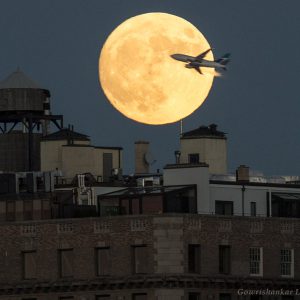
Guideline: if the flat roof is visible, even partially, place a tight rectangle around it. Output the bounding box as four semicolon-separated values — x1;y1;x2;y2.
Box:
98;184;196;198
62;144;123;150
164;163;209;169
210;180;300;189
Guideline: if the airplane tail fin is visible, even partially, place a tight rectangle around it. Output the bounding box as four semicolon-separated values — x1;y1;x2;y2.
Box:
216;53;231;68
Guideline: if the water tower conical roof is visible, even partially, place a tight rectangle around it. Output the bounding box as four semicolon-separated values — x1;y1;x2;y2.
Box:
0;68;42;89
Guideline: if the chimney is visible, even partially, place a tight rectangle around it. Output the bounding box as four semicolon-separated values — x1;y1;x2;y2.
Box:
210;123;217;133
135;141;149;174
236;165;250;183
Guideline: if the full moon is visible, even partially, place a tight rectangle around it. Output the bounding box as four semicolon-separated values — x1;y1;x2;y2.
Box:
99;13;214;125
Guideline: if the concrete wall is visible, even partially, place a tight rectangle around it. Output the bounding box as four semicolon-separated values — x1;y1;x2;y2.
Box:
62;147;122;180
180;137;227;174
61;146;96;179
41;140;65;171
41;139;122;181
164;164;300;216
40;139;90;171
210;184;300;217
210;185;268;216
163;164;210;214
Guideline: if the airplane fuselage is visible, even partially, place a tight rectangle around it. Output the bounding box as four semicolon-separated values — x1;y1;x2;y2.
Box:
171;53;224;69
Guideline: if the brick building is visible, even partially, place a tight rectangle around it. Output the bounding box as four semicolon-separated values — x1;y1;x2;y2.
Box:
1;122;300;299
0;164;300;299
0;214;299;300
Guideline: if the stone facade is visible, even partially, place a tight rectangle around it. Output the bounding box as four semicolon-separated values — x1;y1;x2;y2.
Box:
0;214;299;299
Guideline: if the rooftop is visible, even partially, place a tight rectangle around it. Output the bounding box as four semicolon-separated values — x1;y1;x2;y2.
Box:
0;68;43;89
181;123;226;139
62;144;123;150
41;128;90;141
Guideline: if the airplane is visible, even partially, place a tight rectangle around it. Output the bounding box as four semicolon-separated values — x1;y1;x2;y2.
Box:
170;49;230;75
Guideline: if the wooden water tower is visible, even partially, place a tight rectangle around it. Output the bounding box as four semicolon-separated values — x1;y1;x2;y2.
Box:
0;68;63;171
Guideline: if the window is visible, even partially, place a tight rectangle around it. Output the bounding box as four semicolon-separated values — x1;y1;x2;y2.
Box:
250;202;256;216
41;199;51;219
188;153;200;164
22;251;37;279
58;249;74;278
23;200;33;220
189;292;200;300
219;245;231;274
6;200;15;221
280;249;294;277
132;294;147;300
59;297;74;300
250;296;262;300
96;247;110;276
249;247;263;276
188;244;201;273
219;294;231;300
271;193;300;218
164;187;197;214
132;245;148;274
215;201;233;215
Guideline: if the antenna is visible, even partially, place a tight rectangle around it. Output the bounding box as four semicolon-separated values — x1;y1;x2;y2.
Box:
144;151;156;166
180;119;183;137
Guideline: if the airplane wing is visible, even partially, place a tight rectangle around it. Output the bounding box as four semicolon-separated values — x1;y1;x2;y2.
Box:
185;62;203;75
196;49;212;60
195;67;203;75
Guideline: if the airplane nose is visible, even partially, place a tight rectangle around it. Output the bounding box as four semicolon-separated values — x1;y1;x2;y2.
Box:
171;54;179;59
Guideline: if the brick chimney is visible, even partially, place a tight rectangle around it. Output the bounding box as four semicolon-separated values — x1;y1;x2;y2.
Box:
236;165;250;183
135;141;149;174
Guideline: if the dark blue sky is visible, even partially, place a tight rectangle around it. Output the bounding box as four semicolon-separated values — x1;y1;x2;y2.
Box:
1;0;300;175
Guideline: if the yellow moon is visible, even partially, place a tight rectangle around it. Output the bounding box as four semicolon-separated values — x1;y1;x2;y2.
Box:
99;12;214;125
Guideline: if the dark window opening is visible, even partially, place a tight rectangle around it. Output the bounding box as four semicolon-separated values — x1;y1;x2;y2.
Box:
215;201;233;215
132;294;147;300
250;296;262;300
98;185;197;216
164;187;197;214
188;244;201;273
132;245;148;274
41;199;51;219
6;200;15;221
36;176;45;191
219;293;231;300
188;153;200;164
271;193;300;218
22;251;37;279
96;247;110;276
23;200;33;220
219;245;231;274
58;249;74;278
18;177;28;192
250;202;256;216
189;292;201;300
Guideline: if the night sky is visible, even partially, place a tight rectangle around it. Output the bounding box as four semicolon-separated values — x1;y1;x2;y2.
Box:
1;0;300;175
